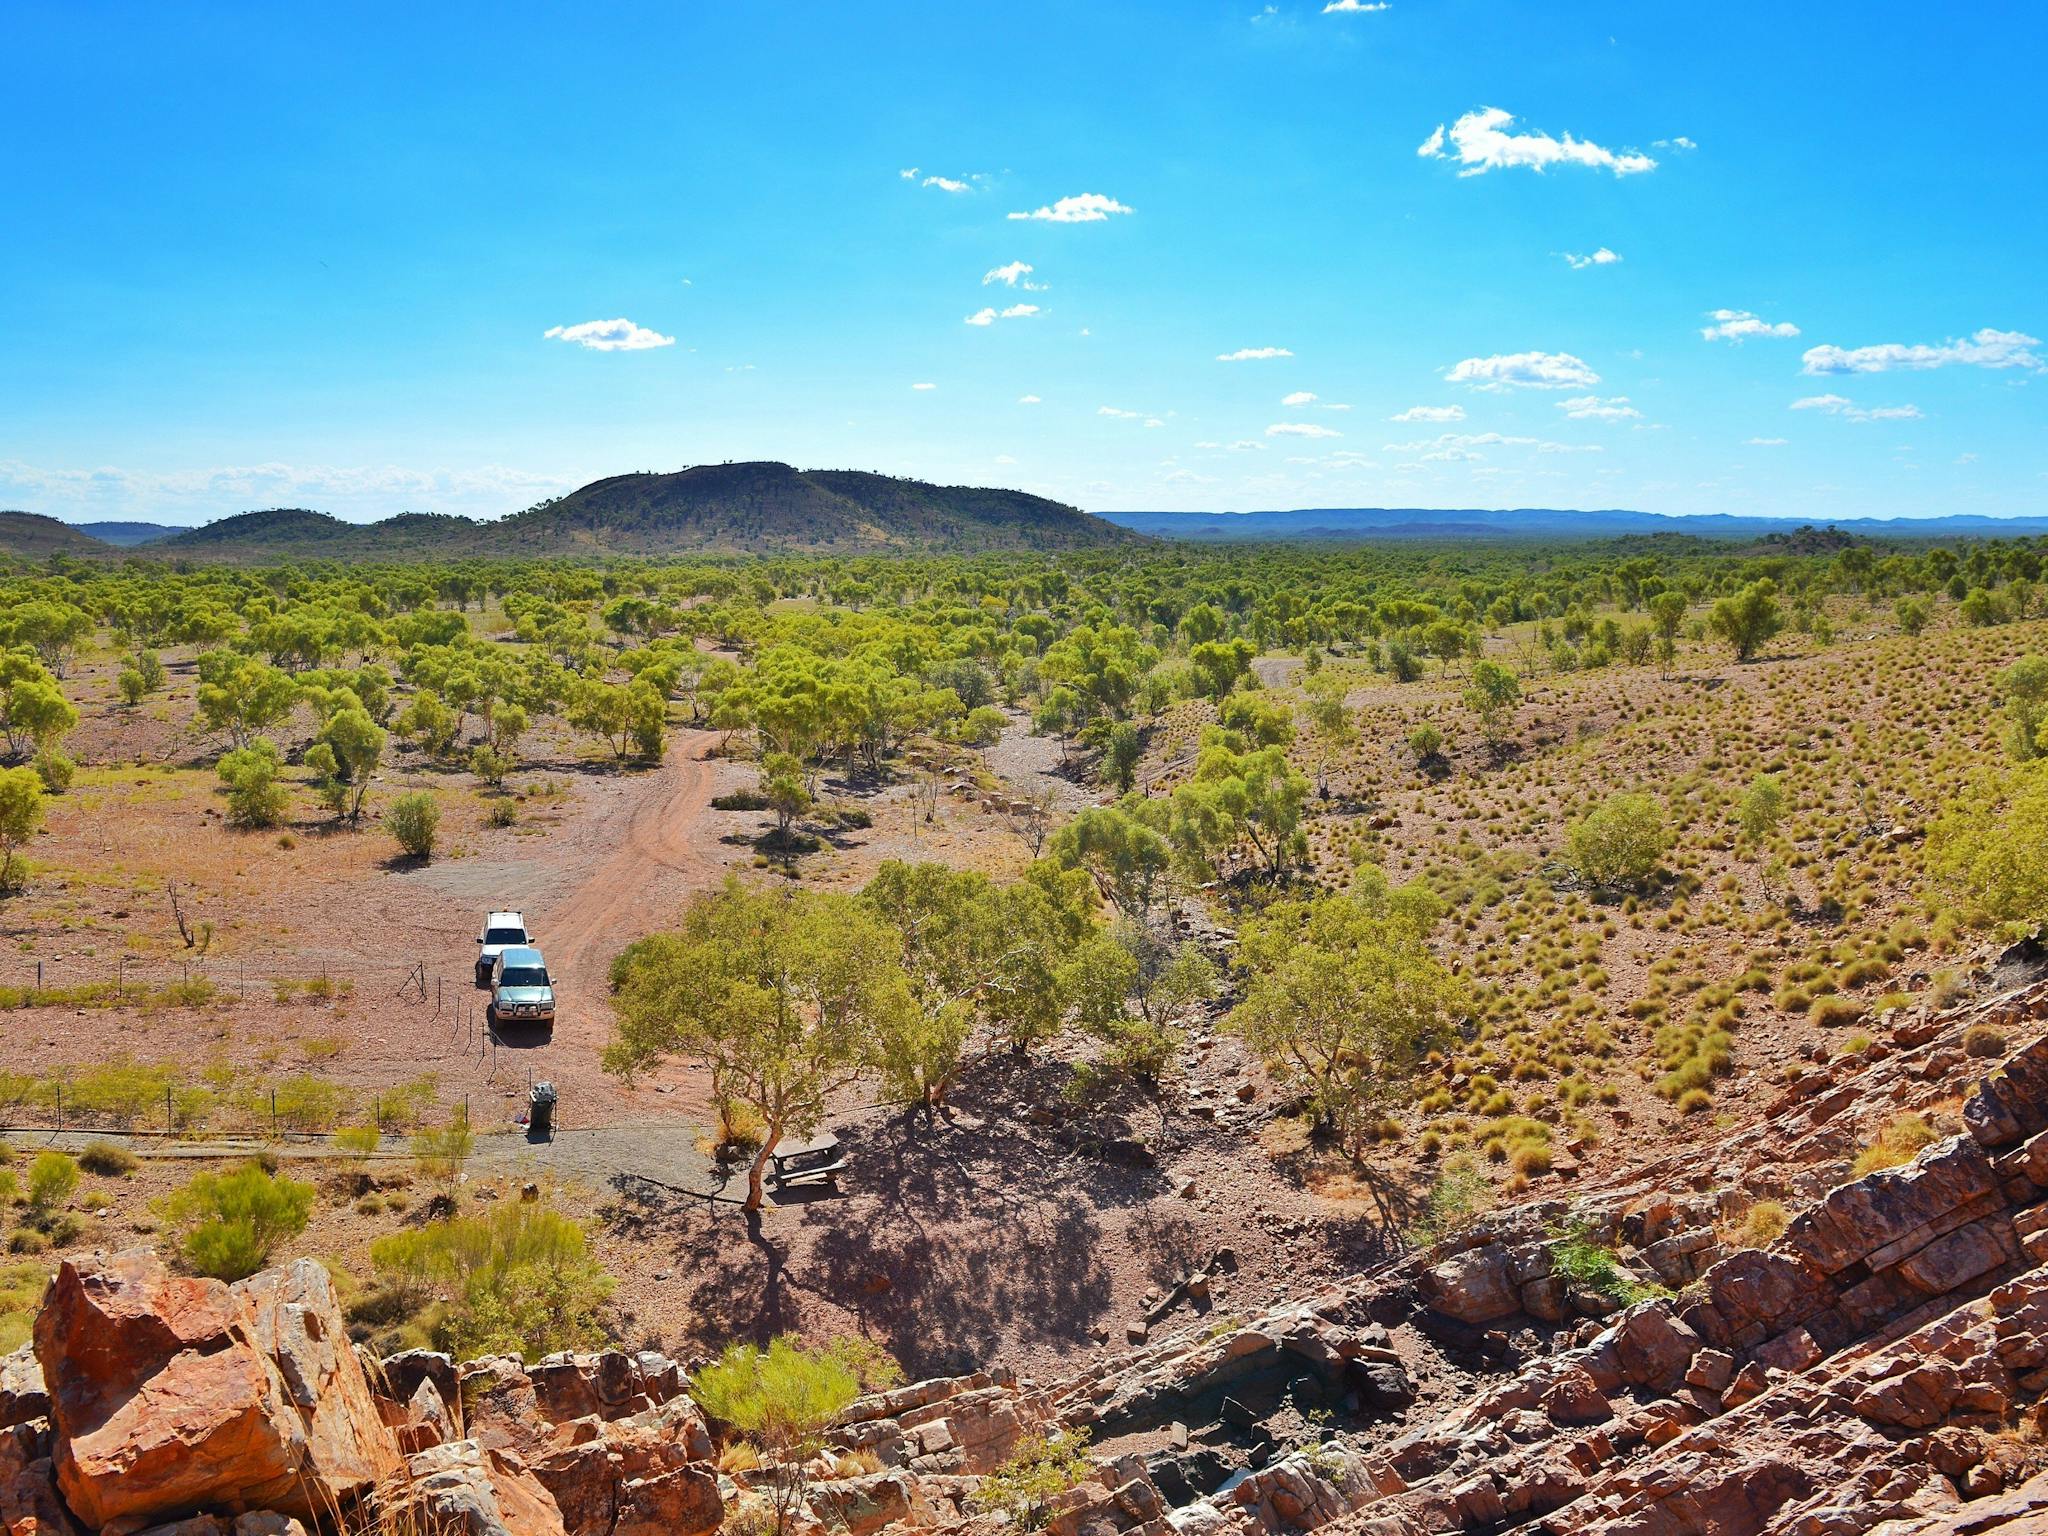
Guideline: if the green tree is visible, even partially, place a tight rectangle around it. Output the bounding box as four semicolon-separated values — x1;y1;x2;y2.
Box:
759;751;812;844
1049;803;1173;917
218;740;291;828
1707;579;1784;662
387;792;441;858
692;1336;899;1536
1461;659;1521;748
1738;773;1786;846
1895;596;1933;636
606;879;913;1209
305;706;386;822
196;653;298;750
1229;874;1458;1157
1568;791;1671;887
2001;655;2048;761
1930;763;2048;926
0;765;45;893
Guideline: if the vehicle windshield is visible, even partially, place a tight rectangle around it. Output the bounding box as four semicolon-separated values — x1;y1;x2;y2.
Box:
483;927;526;945
499;966;549;988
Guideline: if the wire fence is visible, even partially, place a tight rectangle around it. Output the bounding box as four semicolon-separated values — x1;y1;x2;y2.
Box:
0;950;541;1139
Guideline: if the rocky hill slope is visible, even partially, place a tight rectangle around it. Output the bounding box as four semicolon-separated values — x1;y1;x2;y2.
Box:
11;958;2048;1536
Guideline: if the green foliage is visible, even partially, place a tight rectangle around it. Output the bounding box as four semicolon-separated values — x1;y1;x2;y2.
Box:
1461;659;1521;746
218;739;291;828
1413;1153;1493;1244
306;706;387;822
1737;773;1786;844
26;1151;78;1212
0;764;46;892
1707;578;1784;662
1929;763;2048;926
2001;654;2048;761
77;1140;138;1177
387;791;441;858
971;1429;1096;1530
1229;872;1457;1155
0;1262;44;1354
369;1202;614;1361
1548;1220;1664;1305
411;1109;474;1187
1568;791;1670;888
159;1162;314;1280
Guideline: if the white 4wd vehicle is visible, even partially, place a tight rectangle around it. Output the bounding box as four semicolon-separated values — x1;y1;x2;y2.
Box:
476;911;531;986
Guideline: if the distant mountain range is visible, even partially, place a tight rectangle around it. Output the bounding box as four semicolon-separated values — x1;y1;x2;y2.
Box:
0;463;1132;561
11;484;2048;563
1098;507;2048;541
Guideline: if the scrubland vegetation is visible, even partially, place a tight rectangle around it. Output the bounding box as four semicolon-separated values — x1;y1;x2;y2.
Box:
4;525;2048;1362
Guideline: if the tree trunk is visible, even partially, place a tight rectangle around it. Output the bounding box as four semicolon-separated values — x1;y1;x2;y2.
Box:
745;1127;780;1211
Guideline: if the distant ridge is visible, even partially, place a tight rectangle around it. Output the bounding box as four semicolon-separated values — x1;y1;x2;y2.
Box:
108;462;1133;560
1099;507;2048;541
73;520;178;546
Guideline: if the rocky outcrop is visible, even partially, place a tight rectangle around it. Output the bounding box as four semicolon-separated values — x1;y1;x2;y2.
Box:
31;1250;401;1529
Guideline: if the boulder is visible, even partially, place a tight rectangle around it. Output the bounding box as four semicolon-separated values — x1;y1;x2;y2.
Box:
1611;1305;1700;1393
0;1346;48;1431
406;1439;567;1536
612;1466;720;1536
0;1422;80;1536
1419;1247;1521;1325
33;1250;400;1529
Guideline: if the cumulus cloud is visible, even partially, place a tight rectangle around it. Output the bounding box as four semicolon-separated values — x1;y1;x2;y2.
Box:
1791;393;1922;421
984;261;1044;289
1418;107;1655;178
1007;193;1133;223
966;303;1041;325
1323;0;1391;11
1383;431;1601;458
1099;406;1145;420
1282;391;1318;406
1018;394;1042;404
1390;404;1466;423
912;382;937;391
1801;328;2042;375
1702;309;1800;342
1557;395;1641;421
923;175;970;193
1653;136;1698;151
542;318;675;352
1218;346;1294;361
1445;351;1599;390
1266;422;1342;439
1564;248;1622;270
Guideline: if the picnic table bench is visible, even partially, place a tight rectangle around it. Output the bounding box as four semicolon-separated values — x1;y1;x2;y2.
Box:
769;1133;845;1190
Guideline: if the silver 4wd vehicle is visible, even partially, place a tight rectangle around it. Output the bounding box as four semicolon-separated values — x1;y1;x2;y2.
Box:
487;946;556;1032
476;911;531;986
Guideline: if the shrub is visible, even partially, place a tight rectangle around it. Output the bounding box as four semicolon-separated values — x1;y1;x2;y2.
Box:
1414;1153;1492;1243
334;1124;382;1160
412;1111;474;1188
77;1140;138;1177
218;741;291;829
387;793;441;859
1852;1113;1940;1177
1963;1023;2009;1059
1731;1200;1789;1247
26;1152;77;1212
368;1203;614;1361
1809;995;1866;1029
971;1429;1097;1530
1567;792;1670;888
1548;1220;1664;1305
160;1162;315;1280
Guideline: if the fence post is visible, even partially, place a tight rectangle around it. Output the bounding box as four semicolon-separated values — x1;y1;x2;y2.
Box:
54;1083;61;1133
270;1088;277;1136
119;957;126;999
166;1085;173;1136
34;961;41;998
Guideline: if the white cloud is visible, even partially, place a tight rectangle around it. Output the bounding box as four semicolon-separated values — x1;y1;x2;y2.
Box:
1652;136;1698;151
1218;346;1294;361
1390;404;1466;422
1801;328;2042;375
1445;350;1599;390
0;458;570;523
899;168;919;181
1384;431;1599;457
966;303;1041;325
1701;308;1800;342
1747;437;1788;446
1007;193;1133;223
911;382;937;391
542;318;675;352
1557;394;1641;421
1267;422;1342;439
1323;0;1391;10
1791;393;1922;421
1418;107;1655;178
1564;247;1621;270
1282;391;1317;406
984;261;1044;289
1099;406;1144;420
923;175;970;193
1231;440;1264;451
1018;394;1042;404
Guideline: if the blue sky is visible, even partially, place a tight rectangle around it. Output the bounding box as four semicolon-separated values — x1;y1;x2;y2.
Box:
4;1;2044;525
